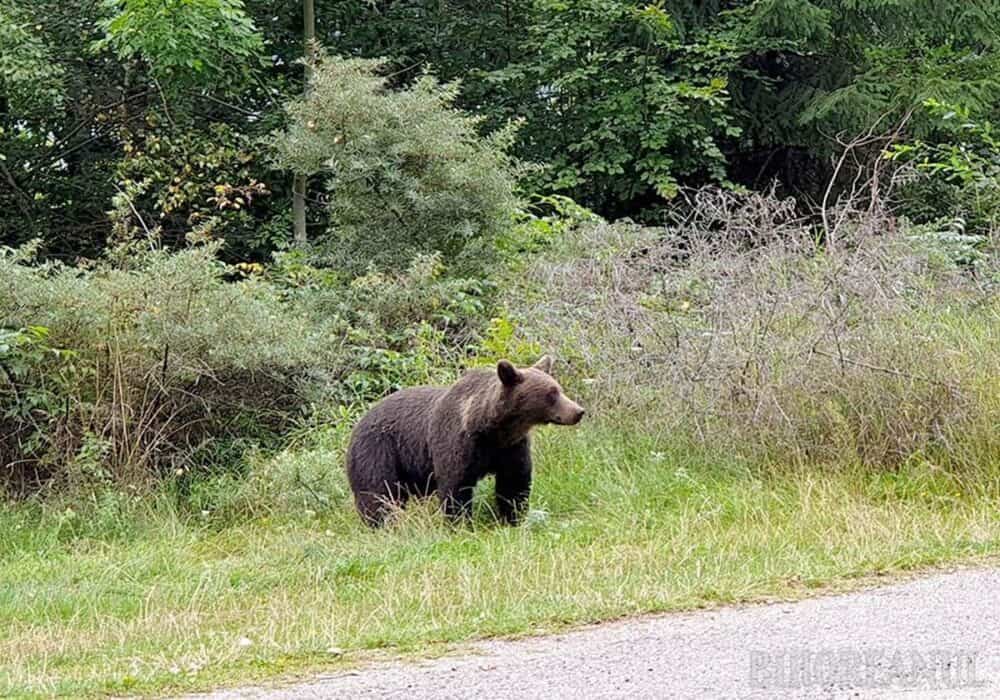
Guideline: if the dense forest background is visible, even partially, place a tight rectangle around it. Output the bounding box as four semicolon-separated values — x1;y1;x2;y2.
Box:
3;0;998;260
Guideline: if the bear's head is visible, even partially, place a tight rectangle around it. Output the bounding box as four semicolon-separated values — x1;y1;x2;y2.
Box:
496;356;585;431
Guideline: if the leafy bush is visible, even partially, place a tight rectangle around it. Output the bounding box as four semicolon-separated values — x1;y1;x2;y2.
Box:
0;241;342;493
889;101;1000;238
269;251;492;403
111;121;273;255
496;194;604;263
0;326;78;472
270;53;525;274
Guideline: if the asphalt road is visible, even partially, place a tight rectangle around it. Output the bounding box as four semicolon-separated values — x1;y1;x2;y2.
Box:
186;567;1000;699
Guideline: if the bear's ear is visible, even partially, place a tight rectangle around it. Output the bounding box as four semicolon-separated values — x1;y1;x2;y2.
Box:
497;360;522;387
532;355;554;375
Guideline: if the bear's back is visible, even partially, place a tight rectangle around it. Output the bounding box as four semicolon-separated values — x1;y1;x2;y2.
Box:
361;386;445;434
347;386;445;488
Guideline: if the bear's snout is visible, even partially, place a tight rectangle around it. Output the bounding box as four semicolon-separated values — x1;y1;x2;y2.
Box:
554;399;586;425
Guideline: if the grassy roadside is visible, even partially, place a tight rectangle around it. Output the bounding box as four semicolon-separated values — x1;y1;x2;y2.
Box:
3;420;1000;697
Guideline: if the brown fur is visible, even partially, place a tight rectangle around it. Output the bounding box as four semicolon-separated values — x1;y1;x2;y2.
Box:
345;356;585;526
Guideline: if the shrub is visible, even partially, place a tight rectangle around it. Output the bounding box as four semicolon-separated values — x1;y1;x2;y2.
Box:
270;251;492;403
0;241;342;493
889;101;1000;239
270;53;525;274
110;122;273;256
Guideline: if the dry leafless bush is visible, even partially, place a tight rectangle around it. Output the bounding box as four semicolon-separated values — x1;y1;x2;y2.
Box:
513;187;1000;469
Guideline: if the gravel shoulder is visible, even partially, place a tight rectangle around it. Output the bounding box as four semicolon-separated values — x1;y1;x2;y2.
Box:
183;567;1000;699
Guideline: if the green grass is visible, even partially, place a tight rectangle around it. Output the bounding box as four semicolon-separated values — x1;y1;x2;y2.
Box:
3;421;1000;697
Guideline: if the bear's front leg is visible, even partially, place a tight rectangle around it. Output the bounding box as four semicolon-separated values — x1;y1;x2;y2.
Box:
431;440;479;523
495;442;532;525
438;475;476;522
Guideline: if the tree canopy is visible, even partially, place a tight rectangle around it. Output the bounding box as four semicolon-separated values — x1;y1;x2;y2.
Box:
1;0;998;260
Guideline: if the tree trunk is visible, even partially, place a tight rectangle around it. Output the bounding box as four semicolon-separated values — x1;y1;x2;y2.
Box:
292;0;316;247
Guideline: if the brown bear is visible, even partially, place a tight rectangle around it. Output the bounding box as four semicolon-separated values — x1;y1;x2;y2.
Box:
345;356;585;527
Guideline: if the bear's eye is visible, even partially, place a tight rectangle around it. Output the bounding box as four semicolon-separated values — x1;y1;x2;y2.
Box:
546;388;559;404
